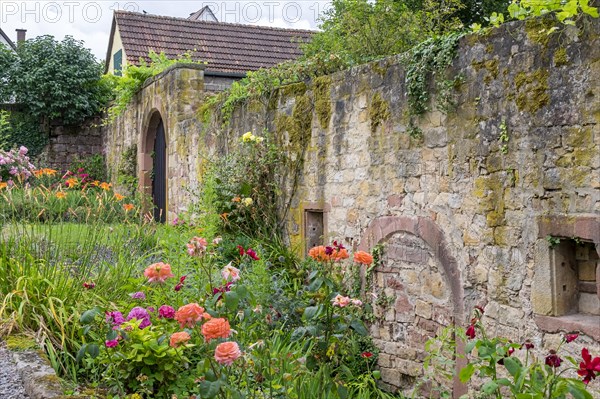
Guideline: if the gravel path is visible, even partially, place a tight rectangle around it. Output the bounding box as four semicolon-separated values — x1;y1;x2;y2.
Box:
0;344;30;399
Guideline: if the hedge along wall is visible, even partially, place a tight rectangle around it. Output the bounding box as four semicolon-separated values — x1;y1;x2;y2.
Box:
103;17;600;395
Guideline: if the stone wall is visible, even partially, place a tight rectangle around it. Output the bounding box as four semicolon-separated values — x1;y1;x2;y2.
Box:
41;118;104;171
102;17;600;396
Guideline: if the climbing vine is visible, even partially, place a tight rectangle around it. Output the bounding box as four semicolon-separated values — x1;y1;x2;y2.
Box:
402;32;464;138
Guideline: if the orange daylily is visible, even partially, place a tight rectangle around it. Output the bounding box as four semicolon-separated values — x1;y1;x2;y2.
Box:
123;203;135;212
114;193;125;201
65;178;78;187
0;182;7;190
99;182;112;191
56;191;67;199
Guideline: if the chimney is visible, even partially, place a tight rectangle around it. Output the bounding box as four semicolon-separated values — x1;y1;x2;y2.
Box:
16;29;26;44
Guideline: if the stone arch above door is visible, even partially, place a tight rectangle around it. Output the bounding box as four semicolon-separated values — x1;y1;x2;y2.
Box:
357;215;465;396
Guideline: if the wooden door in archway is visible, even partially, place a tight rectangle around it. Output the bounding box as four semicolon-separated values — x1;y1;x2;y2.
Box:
152;119;166;223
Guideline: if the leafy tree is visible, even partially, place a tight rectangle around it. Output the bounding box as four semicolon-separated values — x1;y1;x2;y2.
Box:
301;0;464;66
1;35;112;125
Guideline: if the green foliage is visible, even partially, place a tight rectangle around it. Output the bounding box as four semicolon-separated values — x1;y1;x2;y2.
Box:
302;0;464;67
116;144;138;196
0;110;10;149
508;0;599;25
1;36;111;125
70;154;108;182
105;51;204;123
0;111;48;157
194;131;288;241
499;119;509;154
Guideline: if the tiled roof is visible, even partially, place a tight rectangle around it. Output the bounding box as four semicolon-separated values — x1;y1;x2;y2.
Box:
109;11;314;74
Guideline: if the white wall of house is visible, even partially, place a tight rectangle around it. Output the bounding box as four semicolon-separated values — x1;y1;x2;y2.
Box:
107;24;126;74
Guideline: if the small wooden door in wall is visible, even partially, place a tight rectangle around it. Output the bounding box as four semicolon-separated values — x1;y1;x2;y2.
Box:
152;119;167;223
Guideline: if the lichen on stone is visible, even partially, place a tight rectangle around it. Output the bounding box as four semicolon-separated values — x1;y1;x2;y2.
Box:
514;69;550;113
313;76;332;129
6;335;38;351
553;47;569;66
369;92;391;133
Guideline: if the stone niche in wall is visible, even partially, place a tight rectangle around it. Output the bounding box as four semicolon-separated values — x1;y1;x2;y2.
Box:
533;216;600;341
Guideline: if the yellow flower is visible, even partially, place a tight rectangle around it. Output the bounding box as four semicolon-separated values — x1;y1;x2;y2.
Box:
114;193;125;201
255;136;264;143
56;191;67;199
99;182;112;191
241;132;255;142
91;180;100;186
242;197;253;206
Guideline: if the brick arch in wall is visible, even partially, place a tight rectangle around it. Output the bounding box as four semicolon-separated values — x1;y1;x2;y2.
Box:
357;215;466;396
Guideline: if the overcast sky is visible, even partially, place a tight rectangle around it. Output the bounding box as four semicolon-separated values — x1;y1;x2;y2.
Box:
0;1;330;60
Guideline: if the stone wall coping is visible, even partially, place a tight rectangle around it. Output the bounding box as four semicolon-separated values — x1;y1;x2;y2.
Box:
12;350;63;398
537;215;600;245
141;62;206;91
535;314;600;341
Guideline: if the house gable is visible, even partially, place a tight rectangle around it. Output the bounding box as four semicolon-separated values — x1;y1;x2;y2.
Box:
104;10;313;75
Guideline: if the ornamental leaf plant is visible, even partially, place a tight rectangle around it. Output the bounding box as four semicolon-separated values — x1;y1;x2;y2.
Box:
458;306;599;399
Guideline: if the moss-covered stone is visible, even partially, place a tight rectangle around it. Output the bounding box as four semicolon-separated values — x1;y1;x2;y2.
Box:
371;59;392;77
369;92;391;133
525;17;559;47
515;69;549;113
473;174;506;227
553;47;569;66
472;59;499;83
313;76;332;129
6;334;37;351
280;82;307;99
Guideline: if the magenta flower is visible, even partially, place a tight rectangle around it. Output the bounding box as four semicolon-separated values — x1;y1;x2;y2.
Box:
105;339;119;348
578;348;600;384
130;291;146;300
106;311;125;327
126;306;151;329
158;305;176;319
565;333;579;343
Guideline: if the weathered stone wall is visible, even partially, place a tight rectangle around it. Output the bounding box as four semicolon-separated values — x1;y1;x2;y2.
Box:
102;17;600;396
41;118;104;171
102;64;206;211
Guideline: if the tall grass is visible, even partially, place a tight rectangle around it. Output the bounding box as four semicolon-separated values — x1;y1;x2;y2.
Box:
0;220;157;380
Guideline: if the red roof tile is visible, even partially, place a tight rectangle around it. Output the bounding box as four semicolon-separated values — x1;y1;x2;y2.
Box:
110;11;314;74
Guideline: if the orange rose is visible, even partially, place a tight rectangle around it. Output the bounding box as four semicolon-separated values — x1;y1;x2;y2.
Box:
143;262;174;283
353;251;373;265
175;303;205;328
214;341;241;365
169;331;191;348
201;318;231;342
332;248;349;261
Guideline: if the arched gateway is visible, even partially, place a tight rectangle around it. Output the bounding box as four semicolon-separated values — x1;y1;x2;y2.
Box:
140;111;167;223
